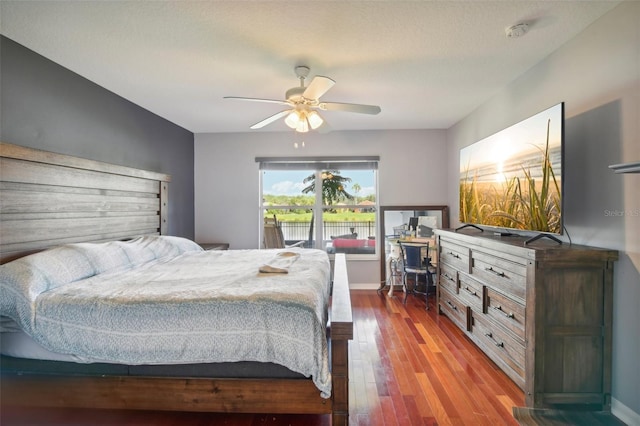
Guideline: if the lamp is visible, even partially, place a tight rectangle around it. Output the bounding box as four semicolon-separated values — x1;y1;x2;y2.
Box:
307;110;323;129
285;111;300;129
296;117;309;133
284;109;323;133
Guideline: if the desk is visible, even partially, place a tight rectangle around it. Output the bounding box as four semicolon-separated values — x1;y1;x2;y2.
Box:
383;237;436;297
408;237;435;245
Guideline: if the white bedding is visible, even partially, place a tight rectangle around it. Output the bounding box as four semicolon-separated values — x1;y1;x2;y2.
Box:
1;328;88;362
0;236;332;397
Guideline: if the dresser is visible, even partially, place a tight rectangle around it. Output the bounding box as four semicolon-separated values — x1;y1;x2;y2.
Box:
434;229;618;410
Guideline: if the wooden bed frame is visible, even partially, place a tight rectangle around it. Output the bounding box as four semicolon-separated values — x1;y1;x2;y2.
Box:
0;142;354;425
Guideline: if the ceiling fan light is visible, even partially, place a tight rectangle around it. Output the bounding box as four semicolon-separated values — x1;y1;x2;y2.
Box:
307;110;323;129
285;111;300;129
296;118;309;133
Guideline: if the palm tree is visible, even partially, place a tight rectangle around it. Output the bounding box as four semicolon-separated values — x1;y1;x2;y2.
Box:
352;183;361;204
302;170;354;242
302;170;354;206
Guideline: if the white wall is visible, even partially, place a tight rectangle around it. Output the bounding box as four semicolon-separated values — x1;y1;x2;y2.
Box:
195;129;447;285
446;2;639;420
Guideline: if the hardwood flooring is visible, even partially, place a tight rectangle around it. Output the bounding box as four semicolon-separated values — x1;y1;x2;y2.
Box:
1;290;524;425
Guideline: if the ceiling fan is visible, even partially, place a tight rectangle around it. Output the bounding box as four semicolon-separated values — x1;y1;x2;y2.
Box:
224;66;381;132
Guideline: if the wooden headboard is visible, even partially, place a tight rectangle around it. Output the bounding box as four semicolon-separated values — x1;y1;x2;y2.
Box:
0;142;171;264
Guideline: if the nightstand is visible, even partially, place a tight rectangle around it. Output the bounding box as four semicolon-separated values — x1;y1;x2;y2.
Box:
198;243;229;251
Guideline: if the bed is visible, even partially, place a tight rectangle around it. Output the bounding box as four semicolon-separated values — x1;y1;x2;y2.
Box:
0;142;353;425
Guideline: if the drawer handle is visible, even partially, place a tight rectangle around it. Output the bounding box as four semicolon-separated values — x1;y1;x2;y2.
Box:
463;286;478;297
443;273;454;282
446;300;458;311
493;305;515;319
485;266;506;278
484;332;505;348
447;251;461;259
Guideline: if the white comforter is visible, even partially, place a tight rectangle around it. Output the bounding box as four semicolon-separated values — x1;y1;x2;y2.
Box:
0;237;332;397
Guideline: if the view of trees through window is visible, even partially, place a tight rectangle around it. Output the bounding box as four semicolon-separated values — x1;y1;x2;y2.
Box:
261;168;377;255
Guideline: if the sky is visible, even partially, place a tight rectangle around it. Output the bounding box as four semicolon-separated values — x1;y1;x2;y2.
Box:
459;102;563;172
262;169;376;197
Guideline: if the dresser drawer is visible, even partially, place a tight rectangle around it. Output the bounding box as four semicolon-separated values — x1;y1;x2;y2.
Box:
438;263;458;294
472;314;525;386
458;273;483;313
471;250;526;301
486;287;525;342
440;239;470;273
439;287;470;331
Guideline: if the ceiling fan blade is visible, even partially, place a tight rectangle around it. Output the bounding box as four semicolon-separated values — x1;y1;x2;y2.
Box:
318;102;381;115
250;109;292;129
303;76;335;100
317;119;332;134
224;96;291;106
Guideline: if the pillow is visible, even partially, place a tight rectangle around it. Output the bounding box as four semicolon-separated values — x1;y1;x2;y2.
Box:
119;235;203;265
2;245;100;292
0;235;203;332
0;244;99;332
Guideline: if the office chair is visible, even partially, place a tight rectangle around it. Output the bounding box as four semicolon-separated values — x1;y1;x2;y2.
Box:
398;241;436;310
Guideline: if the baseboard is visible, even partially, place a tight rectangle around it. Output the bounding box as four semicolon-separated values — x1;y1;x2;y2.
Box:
349;283;380;290
612;397;640;425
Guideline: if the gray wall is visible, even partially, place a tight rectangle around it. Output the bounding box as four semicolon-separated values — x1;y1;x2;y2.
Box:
446;2;639;419
0;36;195;239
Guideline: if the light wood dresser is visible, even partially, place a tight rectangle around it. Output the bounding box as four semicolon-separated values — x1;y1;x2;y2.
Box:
434;228;618;410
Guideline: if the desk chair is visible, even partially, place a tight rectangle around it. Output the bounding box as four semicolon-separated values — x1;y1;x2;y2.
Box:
398;242;436;310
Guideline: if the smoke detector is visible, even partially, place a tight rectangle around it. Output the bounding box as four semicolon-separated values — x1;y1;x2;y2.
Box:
506;23;529;39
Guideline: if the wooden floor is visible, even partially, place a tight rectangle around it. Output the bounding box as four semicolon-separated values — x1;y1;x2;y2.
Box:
2;290;524;425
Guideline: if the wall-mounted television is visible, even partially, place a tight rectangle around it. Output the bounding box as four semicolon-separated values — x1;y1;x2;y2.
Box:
459;102;564;244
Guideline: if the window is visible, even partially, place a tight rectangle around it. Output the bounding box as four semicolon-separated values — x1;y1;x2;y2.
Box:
258;157;379;257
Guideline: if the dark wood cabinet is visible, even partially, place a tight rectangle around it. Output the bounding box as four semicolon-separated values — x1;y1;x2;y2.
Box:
434;229;618;410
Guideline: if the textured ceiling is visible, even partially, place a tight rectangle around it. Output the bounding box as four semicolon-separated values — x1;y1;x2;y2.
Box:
0;1;621;133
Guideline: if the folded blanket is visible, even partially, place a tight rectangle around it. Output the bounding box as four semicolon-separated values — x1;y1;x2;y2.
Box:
259;251;300;274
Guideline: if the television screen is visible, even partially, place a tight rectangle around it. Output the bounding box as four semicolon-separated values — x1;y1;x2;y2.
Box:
459;103;564;236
